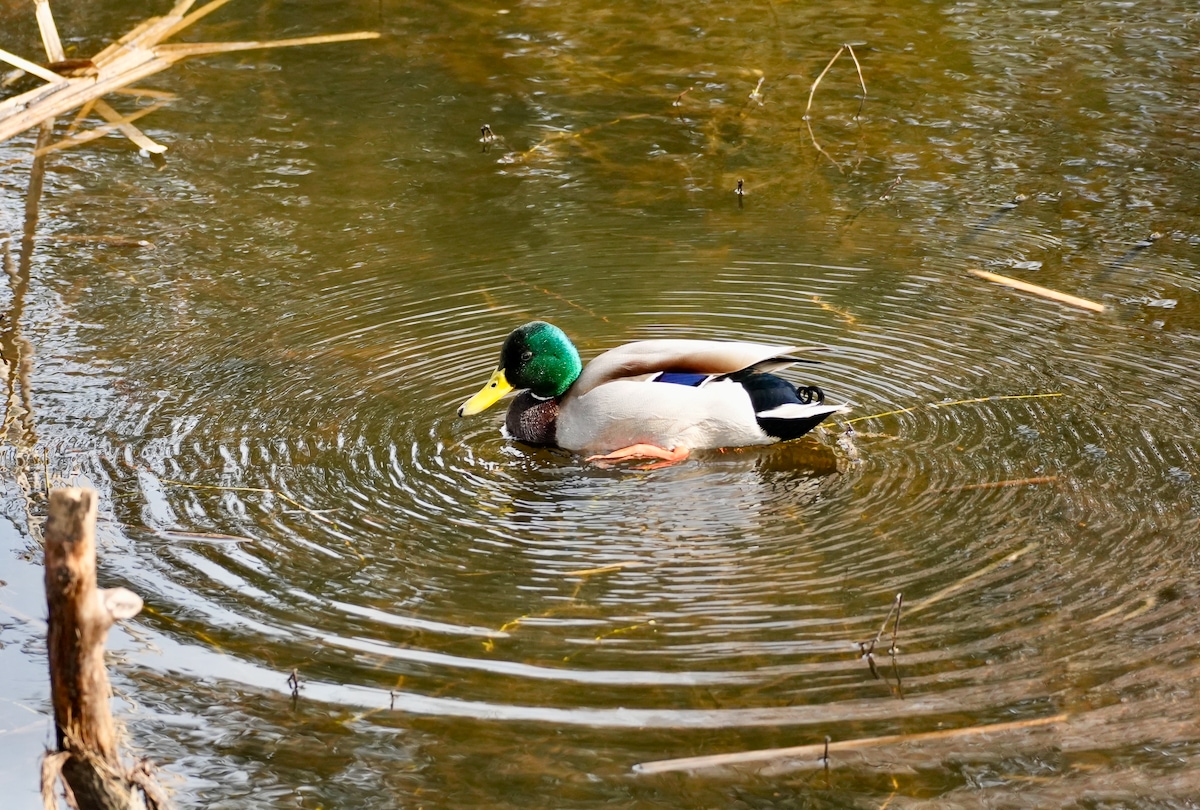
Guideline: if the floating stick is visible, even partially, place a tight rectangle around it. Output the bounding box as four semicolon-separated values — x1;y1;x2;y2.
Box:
969;268;1105;313
935;475;1058;493
633;714;1066;775
155;31;381;58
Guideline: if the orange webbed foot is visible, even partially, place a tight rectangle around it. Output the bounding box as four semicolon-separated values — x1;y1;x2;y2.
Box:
586;444;691;468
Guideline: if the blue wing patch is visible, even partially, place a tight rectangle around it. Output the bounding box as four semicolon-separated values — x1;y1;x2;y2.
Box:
654;372;709;387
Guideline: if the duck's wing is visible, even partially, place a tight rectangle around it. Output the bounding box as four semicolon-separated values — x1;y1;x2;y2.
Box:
571;339;823;397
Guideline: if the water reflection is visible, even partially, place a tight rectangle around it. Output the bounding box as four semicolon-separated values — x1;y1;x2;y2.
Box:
2;0;1200;806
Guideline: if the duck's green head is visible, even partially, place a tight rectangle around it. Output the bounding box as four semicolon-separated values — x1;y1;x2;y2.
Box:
457;321;583;416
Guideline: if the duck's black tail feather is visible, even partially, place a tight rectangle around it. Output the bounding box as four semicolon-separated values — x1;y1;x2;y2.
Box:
728;372;844;441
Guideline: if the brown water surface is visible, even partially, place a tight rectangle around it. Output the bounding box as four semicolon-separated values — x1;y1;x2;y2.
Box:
1;0;1199;807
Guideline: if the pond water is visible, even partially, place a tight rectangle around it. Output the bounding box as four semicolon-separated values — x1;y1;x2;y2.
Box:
2;0;1199;807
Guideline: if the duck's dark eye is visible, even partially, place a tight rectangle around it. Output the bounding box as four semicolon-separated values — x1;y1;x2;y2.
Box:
520;350;533;362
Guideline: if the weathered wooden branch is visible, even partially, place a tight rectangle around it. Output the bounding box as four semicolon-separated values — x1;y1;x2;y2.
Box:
42;487;163;810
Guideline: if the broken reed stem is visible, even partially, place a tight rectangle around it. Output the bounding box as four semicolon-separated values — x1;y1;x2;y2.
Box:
805;45;845;119
804;43;867;119
846;43;866;118
0;47;69;84
92;98;166;153
158;0;237;42
803;44;867;171
805;118;843;174
35;0;66;63
633;714;1067;775
969;268;1105;313
41;98;173;155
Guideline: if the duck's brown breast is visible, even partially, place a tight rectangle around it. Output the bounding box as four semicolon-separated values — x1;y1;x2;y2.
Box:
505;391;559;446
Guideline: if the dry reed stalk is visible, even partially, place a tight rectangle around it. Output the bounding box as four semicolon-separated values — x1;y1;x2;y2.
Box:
91;98;167;153
36;99;173;155
634;714;1066;775
0;47;69;84
34;0;65;63
969;269;1105;313
805;46;844;119
0;0;380;151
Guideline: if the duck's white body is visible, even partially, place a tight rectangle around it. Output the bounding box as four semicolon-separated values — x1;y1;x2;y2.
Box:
556;378;777;452
553;339;845;453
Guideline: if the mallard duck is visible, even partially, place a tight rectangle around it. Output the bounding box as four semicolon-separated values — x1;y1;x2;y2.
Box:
457;321;846;463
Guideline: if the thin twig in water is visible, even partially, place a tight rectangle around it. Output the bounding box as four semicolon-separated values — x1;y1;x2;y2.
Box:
907;542;1039;617
563;561;644;576
859;592;902;677
805;119;843;173
841;392;1063;426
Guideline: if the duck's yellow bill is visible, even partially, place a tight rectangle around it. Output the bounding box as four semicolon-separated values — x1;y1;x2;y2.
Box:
458;368;513;416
